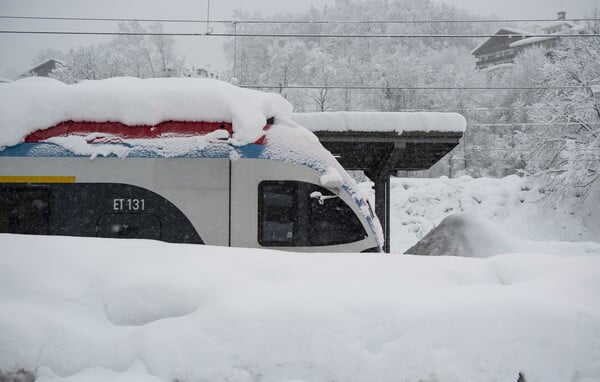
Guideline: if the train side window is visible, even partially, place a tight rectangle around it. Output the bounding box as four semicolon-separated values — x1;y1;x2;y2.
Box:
308;188;366;246
96;213;161;240
0;186;51;235
258;181;367;247
258;182;298;246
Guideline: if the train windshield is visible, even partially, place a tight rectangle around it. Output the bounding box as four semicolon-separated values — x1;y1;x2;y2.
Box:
258;180;367;247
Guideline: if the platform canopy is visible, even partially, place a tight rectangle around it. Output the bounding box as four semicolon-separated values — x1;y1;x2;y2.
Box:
292;112;465;253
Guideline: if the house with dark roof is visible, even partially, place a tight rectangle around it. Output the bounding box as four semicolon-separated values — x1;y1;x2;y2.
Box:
19;58;66;78
471;12;585;70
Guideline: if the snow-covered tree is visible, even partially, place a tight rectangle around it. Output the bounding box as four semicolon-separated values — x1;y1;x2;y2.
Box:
49;22;183;83
527;32;600;206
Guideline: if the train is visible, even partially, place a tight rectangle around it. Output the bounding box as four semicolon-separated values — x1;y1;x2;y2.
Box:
0;77;383;252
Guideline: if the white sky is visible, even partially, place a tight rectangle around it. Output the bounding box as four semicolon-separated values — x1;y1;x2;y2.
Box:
0;0;597;78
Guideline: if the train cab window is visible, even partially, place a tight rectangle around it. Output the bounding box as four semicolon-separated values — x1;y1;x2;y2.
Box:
96;213;161;240
258;181;367;247
308;188;366;246
0;186;51;235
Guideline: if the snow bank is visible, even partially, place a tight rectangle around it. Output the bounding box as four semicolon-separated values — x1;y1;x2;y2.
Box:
0;77;293;148
292;111;466;134
405;213;600;257
377;175;600;253
1;234;600;382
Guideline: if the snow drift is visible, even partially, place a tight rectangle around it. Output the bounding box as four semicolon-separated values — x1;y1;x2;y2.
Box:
1;234;600;382
0;77;294;148
382;175;600;253
405;213;600;257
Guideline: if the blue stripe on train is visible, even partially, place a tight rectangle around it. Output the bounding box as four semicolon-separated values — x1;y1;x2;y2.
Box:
0;142;266;159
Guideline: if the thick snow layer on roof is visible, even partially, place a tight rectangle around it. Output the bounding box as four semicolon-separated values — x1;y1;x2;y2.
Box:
21;58;66;75
1;234;599;381
541;20;576;31
510;35;556;48
0;77;293;148
292;111;466;134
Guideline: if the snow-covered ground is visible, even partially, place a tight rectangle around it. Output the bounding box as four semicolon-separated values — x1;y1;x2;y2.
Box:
1;233;600;382
2;176;600;381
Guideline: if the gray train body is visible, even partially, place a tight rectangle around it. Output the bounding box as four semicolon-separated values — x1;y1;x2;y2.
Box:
0;140;382;253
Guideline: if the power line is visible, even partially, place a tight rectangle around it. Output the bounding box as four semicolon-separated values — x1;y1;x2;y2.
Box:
0;30;598;38
0;15;598;24
244;85;591;90
468;122;600;127
355;107;593;112
216;18;600;25
463;147;600;151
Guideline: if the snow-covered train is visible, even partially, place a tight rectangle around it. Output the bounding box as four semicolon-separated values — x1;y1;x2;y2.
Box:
0;77;383;252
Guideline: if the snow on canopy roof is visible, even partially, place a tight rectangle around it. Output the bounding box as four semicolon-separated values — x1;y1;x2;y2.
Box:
292;111;466;134
0;77;293;149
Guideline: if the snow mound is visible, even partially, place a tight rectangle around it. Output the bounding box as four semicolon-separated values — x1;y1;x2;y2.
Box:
387;175;600;253
292;111;466;134
405;213;515;257
404;213;600;257
0;77;294;148
37;361;161;382
103;283;201;326
2;234;600;381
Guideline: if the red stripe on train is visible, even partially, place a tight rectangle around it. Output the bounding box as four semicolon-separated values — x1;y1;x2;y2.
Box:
24;120;270;144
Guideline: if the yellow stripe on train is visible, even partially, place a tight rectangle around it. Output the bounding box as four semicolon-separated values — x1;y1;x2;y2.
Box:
0;176;76;183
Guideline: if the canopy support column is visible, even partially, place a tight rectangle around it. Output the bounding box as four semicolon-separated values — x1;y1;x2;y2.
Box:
373;176;391;253
367;143;405;253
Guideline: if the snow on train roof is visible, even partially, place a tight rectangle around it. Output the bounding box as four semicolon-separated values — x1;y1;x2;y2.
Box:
0;77;383;243
0;77;293;149
292;111;466;134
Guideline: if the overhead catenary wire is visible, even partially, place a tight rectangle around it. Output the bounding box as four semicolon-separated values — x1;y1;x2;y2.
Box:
343;107;596;112
468;122;600;127
244;85;593;90
0;15;599;24
0;30;599;38
462;148;600;151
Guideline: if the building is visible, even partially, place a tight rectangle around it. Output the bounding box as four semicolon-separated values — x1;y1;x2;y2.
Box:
471;12;584;70
18;58;66;78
